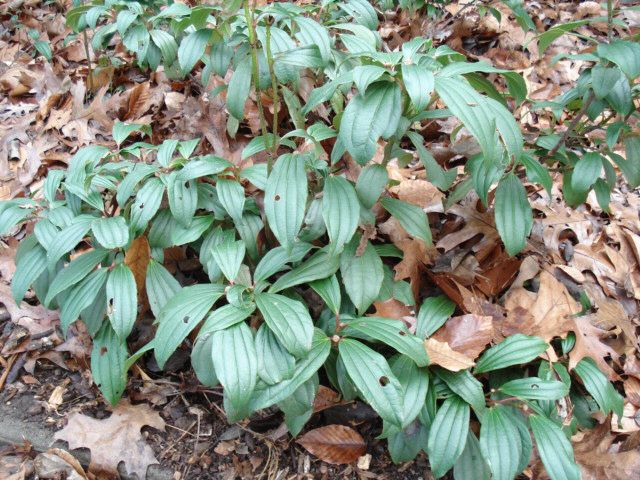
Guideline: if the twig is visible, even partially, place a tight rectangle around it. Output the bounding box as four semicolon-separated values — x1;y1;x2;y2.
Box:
0;353;18;391
546;91;595;158
82;30;94;92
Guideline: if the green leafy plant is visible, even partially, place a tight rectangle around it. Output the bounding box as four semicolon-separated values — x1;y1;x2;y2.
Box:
3;1;636;478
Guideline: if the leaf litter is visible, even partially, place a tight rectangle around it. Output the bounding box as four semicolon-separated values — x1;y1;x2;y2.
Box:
0;0;639;478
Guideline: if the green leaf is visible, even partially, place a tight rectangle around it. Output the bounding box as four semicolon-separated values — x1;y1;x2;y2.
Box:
322;176;360;253
388;422;429;463
338;81;402;165
415;295;456;339
294;16;331;63
591;65;622;100
253;242;312;285
340;0;379;30
343;317;429;367
12;243;47;304
380;197;432;245
178;28;211;74
211;235;245;283
352;65;387;94
521;152;553;196
106;264;137;340
200;303;256;334
154;284;225;369
254;292;314;357
402;63;434;111
112;122;149;147
171;215;213;246
435;76;523;164
150;29;178;65
597;40;640;79
574;357;623;418
176;156;231;181
91;323;128;406
339;338;405;428
269;248;339;293
454;431;491;480
614;136;640;187
145;259;181;317
249;329;330;411
339;237;383;315
571;152;602;192
427;395;470;478
216;178;245;223
309;274;341;315
167;177;197;227
530;415;581;480
264;154;308;251
475;334;548;373
130;177;165;233
240;164;268;190
499;377;569;401
391;355;430;426
91;217;130;250
212;322;258;420
278;375;318;436
494;173;532;256
191;333;219;387
356;163;388;209
562;171;589;207
46;217;93;268
60;268;108;334
538;20;589;55
479;406;522;480
435;369;485;419
256;323;295;385
227;57;252;120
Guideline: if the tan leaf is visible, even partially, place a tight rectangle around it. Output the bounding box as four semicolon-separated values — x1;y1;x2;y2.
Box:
432;314;493;360
424;338;475;371
297;425;366;465
125;236;150;306
124;82;151;120
313;386;343;413
371;298;412;320
53;399;165;478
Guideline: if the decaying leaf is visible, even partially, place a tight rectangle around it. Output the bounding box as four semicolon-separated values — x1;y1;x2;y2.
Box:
424;338;475;371
431;314;493;360
297;425;366;464
53;399;165;478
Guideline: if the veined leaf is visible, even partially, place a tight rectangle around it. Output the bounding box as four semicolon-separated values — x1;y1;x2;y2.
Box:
269;248;339;293
494;173;532;256
530;415;581;480
227;57;252;120
91;323;128;406
479;406;522;480
211;235;245;283
255;292;313;357
453;431;491;480
356;163;388;209
380;197;432;245
212;322;258;420
571;152;602;192
178;28;211;74
91;217;130;250
574;357;623;418
338;81;402;165
339;338;405;427
435;368;485;419
597;40;640;79
154;284;225;368
339;237;383;315
264;154;308;250
12;243;47;304
279;375;318;436
499;377;569;401
427;395;470;478
295;16;331;63
200;303;256;334
130;177;165;233
343;317;429;367
46;217;93;268
145;259;181;317
216;178;245;222
309;274;341;315
60;267;108;334
249;330;331;411
191;333;218;387
253;242;313;285
256;323;295;385
106;264;137;340
390;355;430;427
322;176;360;253
415;295;456;339
402;63;434;111
475;334;548;373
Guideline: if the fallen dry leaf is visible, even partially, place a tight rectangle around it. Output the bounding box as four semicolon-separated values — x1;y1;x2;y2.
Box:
424;338;475;371
297;425;366;465
53;399;165;478
125;236;151;309
432;314;493;360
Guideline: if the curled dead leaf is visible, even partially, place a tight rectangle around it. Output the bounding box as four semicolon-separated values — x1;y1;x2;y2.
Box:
424;338;475;371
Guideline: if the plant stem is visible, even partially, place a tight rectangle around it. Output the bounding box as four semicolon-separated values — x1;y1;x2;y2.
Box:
264;20;280;162
607;0;614;40
243;0;272;169
83;30;94;92
547;91;595;158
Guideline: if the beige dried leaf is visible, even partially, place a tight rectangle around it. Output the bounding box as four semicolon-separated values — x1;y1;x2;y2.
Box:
424;338;475;371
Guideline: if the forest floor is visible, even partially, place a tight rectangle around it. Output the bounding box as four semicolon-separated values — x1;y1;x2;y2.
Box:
1;1;640;479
